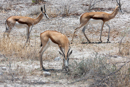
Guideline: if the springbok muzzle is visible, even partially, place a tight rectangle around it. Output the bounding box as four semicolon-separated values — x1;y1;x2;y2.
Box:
65;60;68;67
44;13;49;19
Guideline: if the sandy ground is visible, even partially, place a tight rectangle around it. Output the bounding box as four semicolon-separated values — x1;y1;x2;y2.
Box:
0;0;130;87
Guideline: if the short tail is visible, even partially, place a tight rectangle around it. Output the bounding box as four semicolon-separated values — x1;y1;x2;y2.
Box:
5;20;8;31
40;42;42;47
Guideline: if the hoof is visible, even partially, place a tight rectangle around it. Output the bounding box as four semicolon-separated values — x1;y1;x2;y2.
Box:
99;40;102;43
62;67;70;72
39;67;46;71
107;39;110;43
88;41;91;43
107;41;111;43
81;41;91;44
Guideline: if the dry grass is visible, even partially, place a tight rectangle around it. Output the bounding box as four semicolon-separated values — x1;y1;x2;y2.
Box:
0;38;39;61
0;36;59;62
118;28;130;56
65;53;130;87
119;41;130;56
47;8;59;18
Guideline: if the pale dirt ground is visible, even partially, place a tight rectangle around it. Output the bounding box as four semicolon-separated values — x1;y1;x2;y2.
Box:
0;0;130;87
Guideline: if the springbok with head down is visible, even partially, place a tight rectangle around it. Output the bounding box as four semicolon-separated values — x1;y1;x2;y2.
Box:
39;30;72;71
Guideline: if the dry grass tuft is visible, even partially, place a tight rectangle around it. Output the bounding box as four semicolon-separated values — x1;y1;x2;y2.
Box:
0;38;39;61
47;8;58;18
0;37;58;61
119;41;130;56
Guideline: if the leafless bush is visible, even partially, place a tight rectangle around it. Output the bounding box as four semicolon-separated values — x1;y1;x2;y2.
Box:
88;0;103;10
57;0;73;17
68;53;115;79
67;53;130;87
47;7;58;18
119;41;130;56
32;0;45;4
118;28;130;56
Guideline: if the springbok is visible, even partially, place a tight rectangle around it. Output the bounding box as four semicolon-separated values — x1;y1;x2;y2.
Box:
39;30;72;71
4;5;49;46
71;0;122;44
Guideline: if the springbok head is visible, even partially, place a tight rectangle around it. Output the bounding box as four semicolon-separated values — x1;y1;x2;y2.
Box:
59;47;72;71
116;0;123;13
41;5;49;19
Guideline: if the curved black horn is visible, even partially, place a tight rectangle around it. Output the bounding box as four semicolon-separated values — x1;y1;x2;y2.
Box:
59;47;65;57
41;5;49;19
44;4;46;13
67;47;72;57
116;0;123;13
67;47;71;56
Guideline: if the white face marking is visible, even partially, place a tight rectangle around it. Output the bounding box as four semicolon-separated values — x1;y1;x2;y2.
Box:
65;60;68;67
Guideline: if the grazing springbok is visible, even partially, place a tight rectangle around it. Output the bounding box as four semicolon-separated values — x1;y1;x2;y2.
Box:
71;0;122;44
4;5;49;46
39;30;72;71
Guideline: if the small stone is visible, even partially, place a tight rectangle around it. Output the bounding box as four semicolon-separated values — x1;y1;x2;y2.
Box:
54;57;61;61
43;71;51;77
2;67;6;70
0;72;3;75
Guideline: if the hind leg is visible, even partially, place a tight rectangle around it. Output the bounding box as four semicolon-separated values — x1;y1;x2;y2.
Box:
71;19;90;44
4;21;15;38
82;21;91;43
39;36;49;70
3;30;11;39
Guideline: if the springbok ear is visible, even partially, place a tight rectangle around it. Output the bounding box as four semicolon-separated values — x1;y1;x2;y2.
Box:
59;51;65;57
41;7;43;12
68;50;72;57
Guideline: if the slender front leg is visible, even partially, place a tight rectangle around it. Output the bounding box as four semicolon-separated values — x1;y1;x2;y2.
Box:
62;58;65;70
23;26;30;48
29;24;33;36
99;21;105;43
28;25;33;44
27;26;30;44
105;23;111;43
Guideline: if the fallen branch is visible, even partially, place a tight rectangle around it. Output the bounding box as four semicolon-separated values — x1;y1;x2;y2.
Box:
96;60;130;86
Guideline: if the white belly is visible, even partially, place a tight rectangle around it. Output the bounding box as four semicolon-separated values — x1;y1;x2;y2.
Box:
89;19;103;24
15;22;28;28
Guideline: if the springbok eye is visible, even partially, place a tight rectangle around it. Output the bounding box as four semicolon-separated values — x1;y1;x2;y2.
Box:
63;58;65;61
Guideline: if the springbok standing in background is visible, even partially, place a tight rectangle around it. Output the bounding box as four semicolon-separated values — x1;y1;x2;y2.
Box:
39;30;72;71
71;0;122;44
4;5;49;46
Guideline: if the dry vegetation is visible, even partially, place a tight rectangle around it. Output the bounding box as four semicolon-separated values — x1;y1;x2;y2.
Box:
67;54;130;87
0;0;130;87
0;38;39;60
